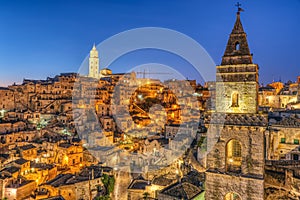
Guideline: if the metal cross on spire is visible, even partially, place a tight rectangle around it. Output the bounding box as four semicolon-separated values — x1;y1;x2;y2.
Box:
235;2;242;9
235;2;245;13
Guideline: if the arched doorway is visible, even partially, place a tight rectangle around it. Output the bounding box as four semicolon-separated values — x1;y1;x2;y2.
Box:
226;139;242;173
224;192;241;200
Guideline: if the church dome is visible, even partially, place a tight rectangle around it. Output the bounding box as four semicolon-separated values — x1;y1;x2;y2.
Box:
100;68;112;75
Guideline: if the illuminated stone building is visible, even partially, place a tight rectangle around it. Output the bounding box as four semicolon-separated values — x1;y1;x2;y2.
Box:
4;178;36;200
215;12;259;114
269;82;284;95
259;80;298;110
41;166;103;200
56;142;83;168
0;158;28;178
0;87;14;110
25;163;57;185
0;129;37;149
0;22;298;200
12;158;31;176
0;120;27;133
258;85;277;109
18;144;37;161
205;10;267;200
264;111;300;199
0;73;77;114
267;117;300;160
201;7;300;200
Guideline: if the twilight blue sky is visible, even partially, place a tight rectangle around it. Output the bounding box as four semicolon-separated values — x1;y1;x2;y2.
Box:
0;0;299;86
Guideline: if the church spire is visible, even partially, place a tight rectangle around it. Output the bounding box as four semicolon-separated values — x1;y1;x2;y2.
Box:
221;8;252;65
231;12;244;34
216;4;259;114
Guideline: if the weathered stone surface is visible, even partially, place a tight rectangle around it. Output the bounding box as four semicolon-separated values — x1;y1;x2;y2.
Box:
216;80;258;114
221;12;253;66
206;124;266;176
205;11;265;200
204;113;268;126
205;172;264;200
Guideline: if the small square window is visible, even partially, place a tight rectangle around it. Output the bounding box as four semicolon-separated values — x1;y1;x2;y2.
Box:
294;139;299;145
280;138;286;143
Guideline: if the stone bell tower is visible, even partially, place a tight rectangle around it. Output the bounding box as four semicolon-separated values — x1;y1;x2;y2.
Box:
88;44;99;78
205;6;267;200
215;8;259;114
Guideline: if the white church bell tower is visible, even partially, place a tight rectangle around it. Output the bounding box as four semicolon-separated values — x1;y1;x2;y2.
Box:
88;44;99;78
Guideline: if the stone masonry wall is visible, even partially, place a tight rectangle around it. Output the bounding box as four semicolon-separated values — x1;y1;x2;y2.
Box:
205;172;264;200
206;124;266;176
216;64;259;114
216;81;258;114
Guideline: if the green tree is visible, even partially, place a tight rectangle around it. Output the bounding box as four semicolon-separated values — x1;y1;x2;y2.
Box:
101;174;115;195
107;176;115;194
95;195;110;200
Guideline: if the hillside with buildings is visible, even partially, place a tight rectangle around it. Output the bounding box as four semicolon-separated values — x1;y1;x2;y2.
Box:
0;9;300;200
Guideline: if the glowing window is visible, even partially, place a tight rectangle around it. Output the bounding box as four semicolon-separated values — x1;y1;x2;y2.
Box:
226;139;242;173
231;92;239;107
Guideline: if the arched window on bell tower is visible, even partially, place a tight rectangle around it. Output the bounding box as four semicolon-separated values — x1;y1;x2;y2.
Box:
231;92;239;107
226;139;242;173
235;42;240;51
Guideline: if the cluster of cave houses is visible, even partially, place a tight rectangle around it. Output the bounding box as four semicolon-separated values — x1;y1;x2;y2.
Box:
0;71;299;199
